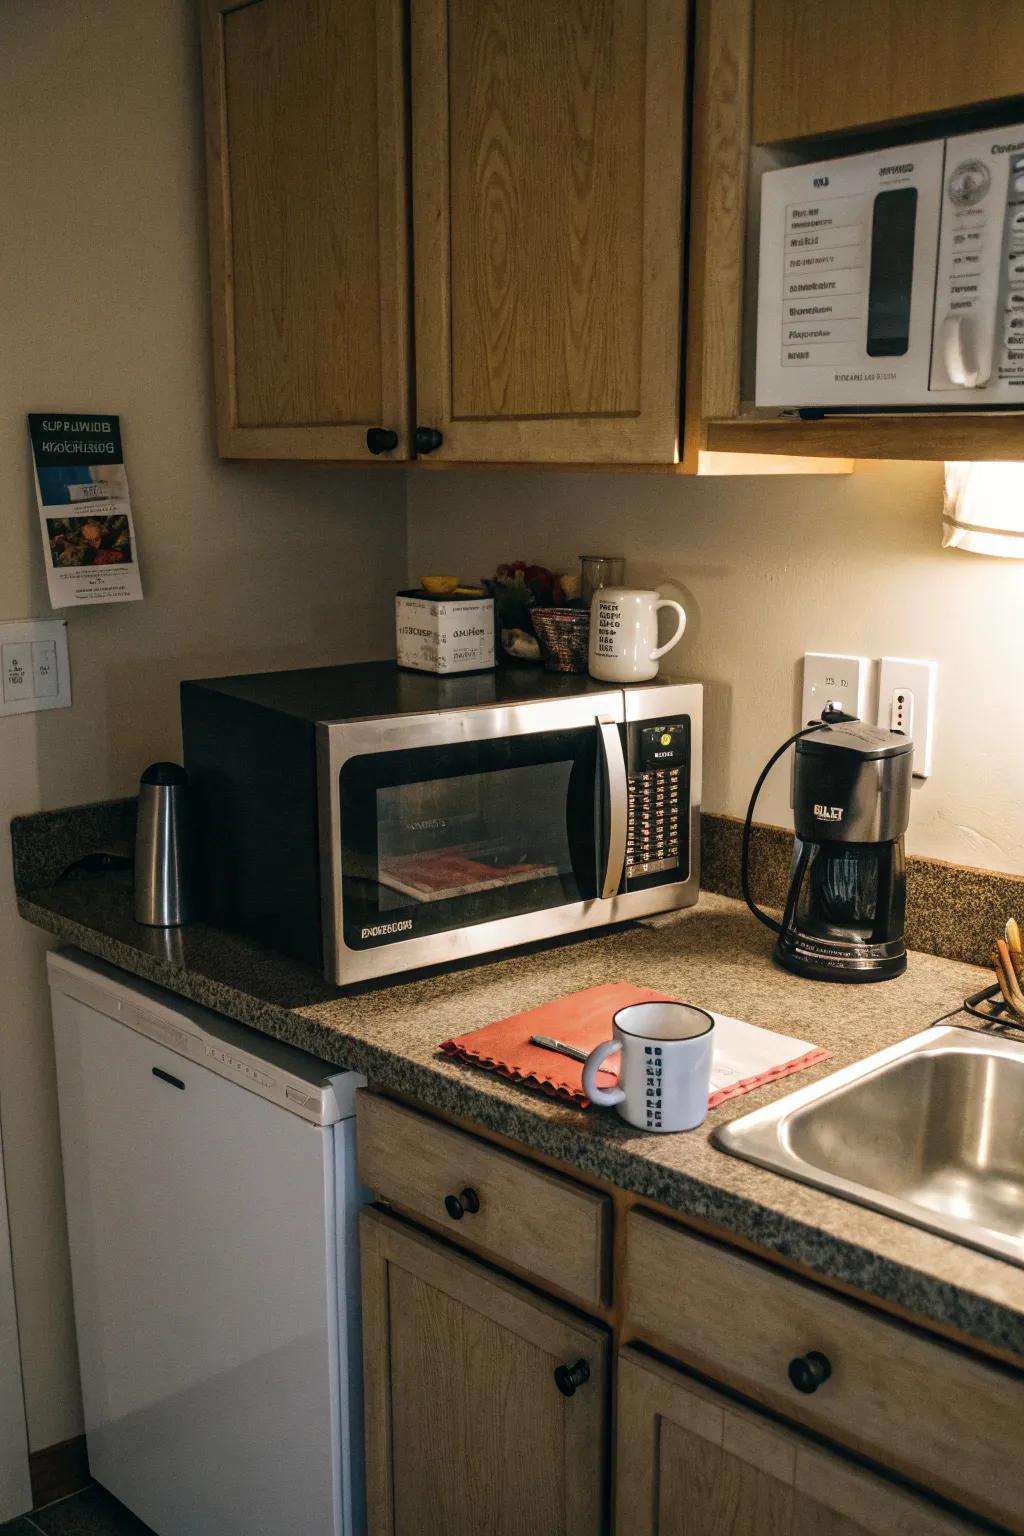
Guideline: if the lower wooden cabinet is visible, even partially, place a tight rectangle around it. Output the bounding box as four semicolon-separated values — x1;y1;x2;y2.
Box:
615;1348;984;1536
360;1208;609;1536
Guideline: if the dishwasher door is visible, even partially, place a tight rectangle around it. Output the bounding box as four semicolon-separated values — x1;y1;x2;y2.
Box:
51;983;346;1536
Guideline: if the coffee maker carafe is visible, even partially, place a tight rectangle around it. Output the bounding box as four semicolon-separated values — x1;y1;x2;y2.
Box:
742;719;913;983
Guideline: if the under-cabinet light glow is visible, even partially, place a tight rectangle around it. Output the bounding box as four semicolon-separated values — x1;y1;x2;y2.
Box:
943;461;1024;558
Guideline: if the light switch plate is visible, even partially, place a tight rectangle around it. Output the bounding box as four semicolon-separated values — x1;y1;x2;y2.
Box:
800;652;869;728
0;620;70;715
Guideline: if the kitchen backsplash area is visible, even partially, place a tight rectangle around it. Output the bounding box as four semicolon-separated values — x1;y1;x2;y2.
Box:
407;458;1024;878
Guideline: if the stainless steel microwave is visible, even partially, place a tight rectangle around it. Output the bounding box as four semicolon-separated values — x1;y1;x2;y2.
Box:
756;123;1024;408
181;663;702;985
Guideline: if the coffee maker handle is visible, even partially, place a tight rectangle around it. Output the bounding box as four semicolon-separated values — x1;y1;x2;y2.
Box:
650;600;686;661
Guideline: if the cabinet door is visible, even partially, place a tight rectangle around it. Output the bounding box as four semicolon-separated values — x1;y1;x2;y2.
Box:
201;0;409;460
411;0;687;464
753;1;1024;145
616;1348;984;1536
361;1208;609;1536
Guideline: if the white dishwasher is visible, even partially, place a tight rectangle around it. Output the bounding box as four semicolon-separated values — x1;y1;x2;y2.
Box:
48;948;366;1536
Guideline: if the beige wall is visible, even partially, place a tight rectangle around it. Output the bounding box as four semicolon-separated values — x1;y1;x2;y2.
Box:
0;3;406;1447
407;459;1024;874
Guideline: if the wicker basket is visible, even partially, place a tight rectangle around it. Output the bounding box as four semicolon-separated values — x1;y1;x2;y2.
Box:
531;607;591;673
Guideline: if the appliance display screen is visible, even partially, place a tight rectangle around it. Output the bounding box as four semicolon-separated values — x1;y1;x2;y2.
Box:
867;187;917;357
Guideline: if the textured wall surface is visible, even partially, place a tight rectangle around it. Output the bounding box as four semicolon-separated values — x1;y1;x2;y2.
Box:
408;459;1024;872
0;1;405;1447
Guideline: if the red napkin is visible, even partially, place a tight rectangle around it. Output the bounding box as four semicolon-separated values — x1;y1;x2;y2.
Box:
439;982;676;1108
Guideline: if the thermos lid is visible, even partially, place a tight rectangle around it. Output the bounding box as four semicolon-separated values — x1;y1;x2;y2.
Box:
796;722;912;761
140;761;189;786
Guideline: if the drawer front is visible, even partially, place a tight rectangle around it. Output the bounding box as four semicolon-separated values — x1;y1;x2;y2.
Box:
626;1211;1024;1532
357;1092;609;1307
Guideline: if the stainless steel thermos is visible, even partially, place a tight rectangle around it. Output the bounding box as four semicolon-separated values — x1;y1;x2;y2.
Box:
134;762;194;927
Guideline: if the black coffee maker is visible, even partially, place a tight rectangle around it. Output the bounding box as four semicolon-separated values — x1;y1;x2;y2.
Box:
742;718;913;983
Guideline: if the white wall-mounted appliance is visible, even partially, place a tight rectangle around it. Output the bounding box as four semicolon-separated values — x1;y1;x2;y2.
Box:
48;948;366;1536
756;124;1024;408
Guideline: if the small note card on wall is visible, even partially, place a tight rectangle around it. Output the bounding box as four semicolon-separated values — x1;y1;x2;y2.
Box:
28;412;144;608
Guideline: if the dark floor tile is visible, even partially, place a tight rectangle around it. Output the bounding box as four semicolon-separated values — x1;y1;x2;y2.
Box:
0;1519;37;1536
29;1487;154;1536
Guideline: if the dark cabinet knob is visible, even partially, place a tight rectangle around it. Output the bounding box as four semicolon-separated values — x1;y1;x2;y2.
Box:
366;427;399;455
554;1359;591;1398
414;426;444;454
444;1187;480;1221
788;1350;832;1394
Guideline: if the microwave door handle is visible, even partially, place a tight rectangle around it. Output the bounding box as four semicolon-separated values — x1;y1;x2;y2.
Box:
596;716;628;899
939;313;983;388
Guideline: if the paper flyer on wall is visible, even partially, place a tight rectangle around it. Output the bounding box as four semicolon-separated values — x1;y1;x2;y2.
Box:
28;413;143;607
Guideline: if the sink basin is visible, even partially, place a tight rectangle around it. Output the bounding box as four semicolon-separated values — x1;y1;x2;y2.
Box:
713;1024;1024;1267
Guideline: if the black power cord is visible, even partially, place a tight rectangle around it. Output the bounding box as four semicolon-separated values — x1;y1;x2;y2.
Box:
740;708;855;935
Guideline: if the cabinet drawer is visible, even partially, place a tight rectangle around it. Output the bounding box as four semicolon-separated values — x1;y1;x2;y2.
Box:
357;1093;609;1307
626;1211;1024;1532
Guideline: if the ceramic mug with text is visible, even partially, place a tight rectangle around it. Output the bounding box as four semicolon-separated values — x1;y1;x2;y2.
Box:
580;1001;714;1133
587;587;686;682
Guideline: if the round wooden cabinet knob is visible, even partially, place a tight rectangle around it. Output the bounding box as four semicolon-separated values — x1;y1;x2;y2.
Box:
366;427;399;454
414;425;444;454
443;1187;480;1221
553;1359;591;1398
788;1350;832;1394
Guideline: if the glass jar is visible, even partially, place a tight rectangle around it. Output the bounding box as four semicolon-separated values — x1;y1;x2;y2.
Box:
579;554;625;608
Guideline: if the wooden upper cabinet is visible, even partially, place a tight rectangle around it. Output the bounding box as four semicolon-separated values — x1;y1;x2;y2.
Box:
411;0;688;463
616;1349;986;1536
200;0;409;459
753;0;1024;144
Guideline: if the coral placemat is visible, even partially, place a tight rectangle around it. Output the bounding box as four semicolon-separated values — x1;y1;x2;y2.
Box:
439;982;830;1111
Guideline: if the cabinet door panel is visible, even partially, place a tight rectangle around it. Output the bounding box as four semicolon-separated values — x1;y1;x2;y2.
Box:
412;0;687;463
616;1348;984;1536
202;0;409;459
448;0;644;422
753;1;1024;145
361;1209;608;1536
657;1413;792;1536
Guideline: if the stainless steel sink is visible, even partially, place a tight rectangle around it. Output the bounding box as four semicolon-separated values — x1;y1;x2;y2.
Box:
713;1024;1024;1267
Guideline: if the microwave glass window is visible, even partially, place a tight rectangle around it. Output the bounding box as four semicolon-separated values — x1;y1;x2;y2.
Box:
338;728;601;948
375;763;573;912
867;187;917;357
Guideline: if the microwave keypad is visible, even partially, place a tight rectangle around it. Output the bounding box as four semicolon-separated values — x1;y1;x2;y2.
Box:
626;768;682;879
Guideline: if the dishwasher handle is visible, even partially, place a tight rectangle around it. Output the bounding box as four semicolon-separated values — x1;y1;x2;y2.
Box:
597;716;628;900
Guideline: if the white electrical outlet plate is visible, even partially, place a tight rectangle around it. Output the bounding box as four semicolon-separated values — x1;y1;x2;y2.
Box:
876;656;936;778
0;620;71;716
800;652;869;727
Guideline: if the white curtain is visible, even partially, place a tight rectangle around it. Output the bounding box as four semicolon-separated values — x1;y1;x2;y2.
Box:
943;461;1024;557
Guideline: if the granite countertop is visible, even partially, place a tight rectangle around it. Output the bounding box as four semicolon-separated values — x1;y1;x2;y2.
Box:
17;870;1024;1363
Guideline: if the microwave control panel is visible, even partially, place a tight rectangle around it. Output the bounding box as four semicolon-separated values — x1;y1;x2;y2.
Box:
625;717;690;886
930;125;1024;400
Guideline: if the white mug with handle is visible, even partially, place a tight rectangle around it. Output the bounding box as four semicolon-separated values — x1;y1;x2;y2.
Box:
581;1001;715;1133
588;587;687;682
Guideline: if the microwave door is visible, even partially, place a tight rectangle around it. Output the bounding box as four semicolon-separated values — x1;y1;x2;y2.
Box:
324;701;624;981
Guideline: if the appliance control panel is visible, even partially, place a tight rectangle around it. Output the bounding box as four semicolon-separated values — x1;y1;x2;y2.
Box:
625;717;690;885
931;127;1024;399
